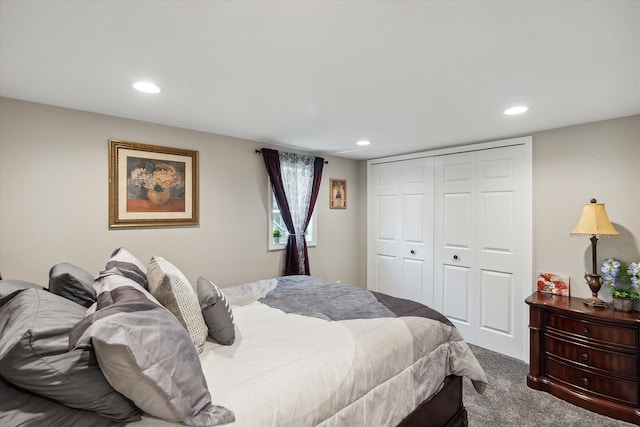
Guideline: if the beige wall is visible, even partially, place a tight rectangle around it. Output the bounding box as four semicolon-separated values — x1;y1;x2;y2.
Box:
2;97;638;302
532;114;640;300
0;98;363;288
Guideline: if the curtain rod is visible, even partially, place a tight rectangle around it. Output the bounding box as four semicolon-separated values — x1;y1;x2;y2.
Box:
255;149;328;164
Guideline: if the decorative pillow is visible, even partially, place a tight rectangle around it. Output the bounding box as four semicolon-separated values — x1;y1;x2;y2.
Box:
0;376;118;427
147;256;207;353
197;277;235;345
49;262;96;307
0;288;141;422
0;279;44;299
97;247;148;289
69;274;235;426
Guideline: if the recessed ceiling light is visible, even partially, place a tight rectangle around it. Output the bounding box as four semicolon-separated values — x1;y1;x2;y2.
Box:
356;140;371;146
129;80;162;94
504;106;529;115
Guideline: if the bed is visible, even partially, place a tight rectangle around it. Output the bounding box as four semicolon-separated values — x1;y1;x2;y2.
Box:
0;250;487;427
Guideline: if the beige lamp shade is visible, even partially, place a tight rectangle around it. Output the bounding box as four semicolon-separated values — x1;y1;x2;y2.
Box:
570;200;620;237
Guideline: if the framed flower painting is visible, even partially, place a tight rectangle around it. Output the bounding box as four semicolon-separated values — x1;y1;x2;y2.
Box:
109;139;199;228
536;272;570;296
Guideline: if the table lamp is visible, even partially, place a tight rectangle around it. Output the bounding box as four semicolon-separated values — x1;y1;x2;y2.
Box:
570;198;620;306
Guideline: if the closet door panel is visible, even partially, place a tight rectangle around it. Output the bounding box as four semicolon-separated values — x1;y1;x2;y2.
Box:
376;255;396;296
403;194;425;243
443;264;471;325
377;195;397;240
478;191;514;272
480;269;513;335
442;193;472;251
402;258;425;302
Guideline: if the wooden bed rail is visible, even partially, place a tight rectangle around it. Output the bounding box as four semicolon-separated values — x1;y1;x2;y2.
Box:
396;375;468;427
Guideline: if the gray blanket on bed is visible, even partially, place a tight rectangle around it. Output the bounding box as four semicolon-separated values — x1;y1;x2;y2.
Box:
259;275;453;326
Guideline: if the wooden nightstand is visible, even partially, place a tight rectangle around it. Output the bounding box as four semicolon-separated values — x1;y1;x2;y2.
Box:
526;292;640;424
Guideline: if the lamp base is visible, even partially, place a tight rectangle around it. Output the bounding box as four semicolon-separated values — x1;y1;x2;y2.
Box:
583;296;608;307
583;272;607;307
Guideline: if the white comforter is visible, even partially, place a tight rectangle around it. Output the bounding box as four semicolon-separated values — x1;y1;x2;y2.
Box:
132;279;487;427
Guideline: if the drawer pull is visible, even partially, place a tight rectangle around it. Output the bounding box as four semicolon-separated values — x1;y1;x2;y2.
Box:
583;327;590;334
581;353;589;362
581;377;590;387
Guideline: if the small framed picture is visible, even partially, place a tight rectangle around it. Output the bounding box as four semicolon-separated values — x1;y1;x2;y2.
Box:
536;272;570;296
109;139;199;228
330;179;347;209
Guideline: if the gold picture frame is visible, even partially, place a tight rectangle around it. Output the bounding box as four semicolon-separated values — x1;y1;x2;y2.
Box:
330;179;347;209
109;139;199;228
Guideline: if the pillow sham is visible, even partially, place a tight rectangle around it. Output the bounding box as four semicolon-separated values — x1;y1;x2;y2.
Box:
197;277;235;345
69;274;235;426
97;247;148;289
0;376;119;427
0;279;43;299
0;288;140;422
49;262;96;307
147;256;207;353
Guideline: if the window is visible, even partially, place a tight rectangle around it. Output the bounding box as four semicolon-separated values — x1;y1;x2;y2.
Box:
268;180;316;250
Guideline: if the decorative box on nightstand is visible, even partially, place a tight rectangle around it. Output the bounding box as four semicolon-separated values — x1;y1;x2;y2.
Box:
526;292;640;424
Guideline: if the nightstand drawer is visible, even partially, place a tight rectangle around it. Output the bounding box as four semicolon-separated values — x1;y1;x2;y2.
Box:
545;334;638;378
546;355;639;406
546;312;638;349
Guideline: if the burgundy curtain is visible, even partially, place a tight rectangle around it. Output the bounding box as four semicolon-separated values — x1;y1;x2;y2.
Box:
262;148;324;275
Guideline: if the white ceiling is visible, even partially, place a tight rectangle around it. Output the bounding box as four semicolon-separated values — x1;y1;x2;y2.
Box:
1;1;639;160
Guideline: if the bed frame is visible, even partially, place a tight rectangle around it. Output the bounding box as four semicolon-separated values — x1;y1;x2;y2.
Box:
397;375;468;427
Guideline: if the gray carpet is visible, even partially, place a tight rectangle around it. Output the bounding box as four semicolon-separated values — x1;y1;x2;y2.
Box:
463;344;636;427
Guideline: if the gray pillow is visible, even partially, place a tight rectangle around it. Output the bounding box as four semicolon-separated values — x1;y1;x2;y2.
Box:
0;280;44;299
49;262;96;307
0;289;141;422
70;274;235;426
97;247;148;289
0;376;120;427
197;277;235;345
147;256;208;353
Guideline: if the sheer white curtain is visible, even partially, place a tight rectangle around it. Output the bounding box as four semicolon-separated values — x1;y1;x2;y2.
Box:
278;152;316;274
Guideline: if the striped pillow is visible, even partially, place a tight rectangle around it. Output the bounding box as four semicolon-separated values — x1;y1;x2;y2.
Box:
69;274;234;425
97;248;148;289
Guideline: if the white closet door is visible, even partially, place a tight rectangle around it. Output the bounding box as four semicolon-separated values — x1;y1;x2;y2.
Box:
474;145;527;358
369;158;434;305
434;145;528;359
433;152;476;340
370;161;401;297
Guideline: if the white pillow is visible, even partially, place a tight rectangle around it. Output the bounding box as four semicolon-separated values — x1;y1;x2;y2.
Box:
147;256;207;353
